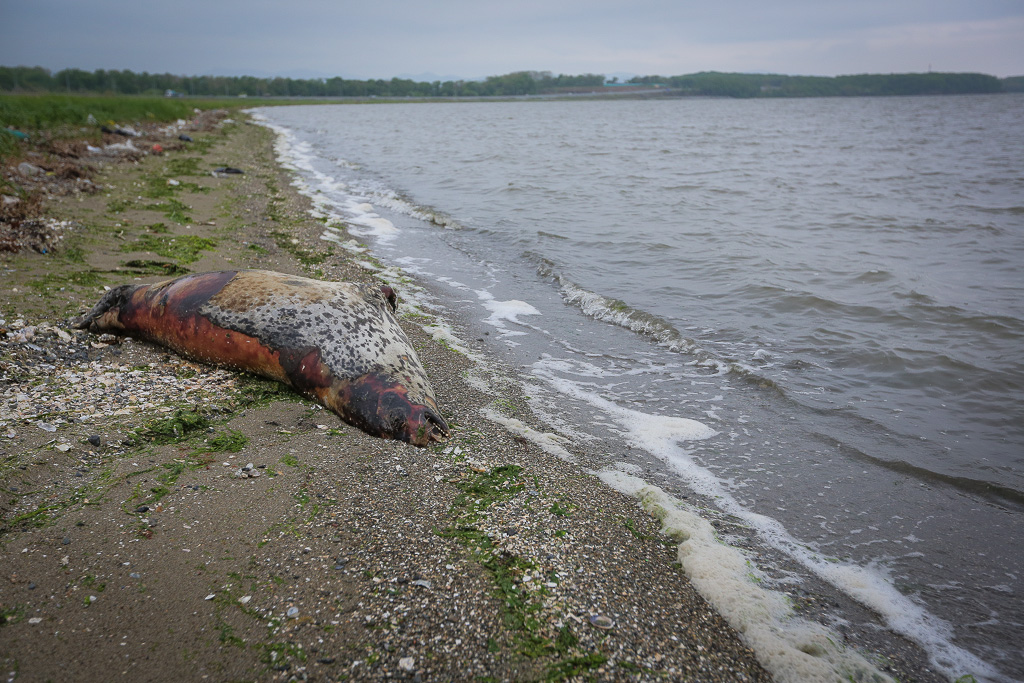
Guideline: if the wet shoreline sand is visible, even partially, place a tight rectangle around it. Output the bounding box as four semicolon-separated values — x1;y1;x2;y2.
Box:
0;114;927;681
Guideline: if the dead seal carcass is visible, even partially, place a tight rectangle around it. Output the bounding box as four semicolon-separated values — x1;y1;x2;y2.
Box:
75;270;449;446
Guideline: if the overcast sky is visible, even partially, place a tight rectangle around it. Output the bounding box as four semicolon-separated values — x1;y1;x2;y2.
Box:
2;0;1022;80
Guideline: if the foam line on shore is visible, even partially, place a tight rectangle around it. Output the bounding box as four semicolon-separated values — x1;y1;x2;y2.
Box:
598;471;894;683
531;361;1000;683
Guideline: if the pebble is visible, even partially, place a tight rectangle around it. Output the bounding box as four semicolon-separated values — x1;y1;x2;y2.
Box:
286;606;299;618
399;657;415;672
234;463;262;478
135;505;149;513
87;435;101;447
17;162;43;177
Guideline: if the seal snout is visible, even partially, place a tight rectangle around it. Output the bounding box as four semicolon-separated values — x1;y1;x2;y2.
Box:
379;391;450;447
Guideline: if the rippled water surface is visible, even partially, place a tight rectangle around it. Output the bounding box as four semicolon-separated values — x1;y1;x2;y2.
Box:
256;95;1024;681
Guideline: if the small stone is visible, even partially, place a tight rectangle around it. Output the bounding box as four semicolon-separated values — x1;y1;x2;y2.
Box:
130;573;141;579
17;162;43;177
204;594;216;600
87;435;101;447
62;537;70;545
411;579;432;589
588;614;615;629
135;505;149;513
286;606;299;618
28;617;42;624
239;595;251;604
399;657;415;672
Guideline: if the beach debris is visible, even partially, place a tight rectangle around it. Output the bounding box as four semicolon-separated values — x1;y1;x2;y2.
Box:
212;166;245;176
17;162;43;177
2;127;30;141
588;614;615;629
101;125;139;137
399;657;415;672
178;134;193;142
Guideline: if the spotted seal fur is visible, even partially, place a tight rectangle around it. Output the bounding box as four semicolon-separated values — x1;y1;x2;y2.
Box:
75;270;449;446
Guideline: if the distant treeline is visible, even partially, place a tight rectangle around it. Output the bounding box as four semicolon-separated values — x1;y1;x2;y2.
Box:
629;71;1014;97
1;65;1020;99
0;66;604;98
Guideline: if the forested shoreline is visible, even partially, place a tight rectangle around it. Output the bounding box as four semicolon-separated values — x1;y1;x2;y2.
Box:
1;65;1020;99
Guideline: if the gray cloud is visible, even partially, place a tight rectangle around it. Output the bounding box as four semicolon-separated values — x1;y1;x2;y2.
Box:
1;0;1021;78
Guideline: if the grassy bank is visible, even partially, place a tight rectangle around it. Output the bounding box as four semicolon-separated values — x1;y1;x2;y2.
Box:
0;93;306;160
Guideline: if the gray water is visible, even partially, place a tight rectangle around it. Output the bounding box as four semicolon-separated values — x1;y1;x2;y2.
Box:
255;95;1024;681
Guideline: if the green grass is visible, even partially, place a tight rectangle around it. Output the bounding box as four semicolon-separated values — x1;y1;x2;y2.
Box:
119;259;190;276
29;269;106;294
122;234;216;263
163;156;205;176
0;94;225;132
199;429;248;453
135;408;211;445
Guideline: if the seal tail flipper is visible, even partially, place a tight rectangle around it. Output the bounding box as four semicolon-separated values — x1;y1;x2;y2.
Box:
73;284;137;332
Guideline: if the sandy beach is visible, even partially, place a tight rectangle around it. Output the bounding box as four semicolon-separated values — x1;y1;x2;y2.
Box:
0;112;937;682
